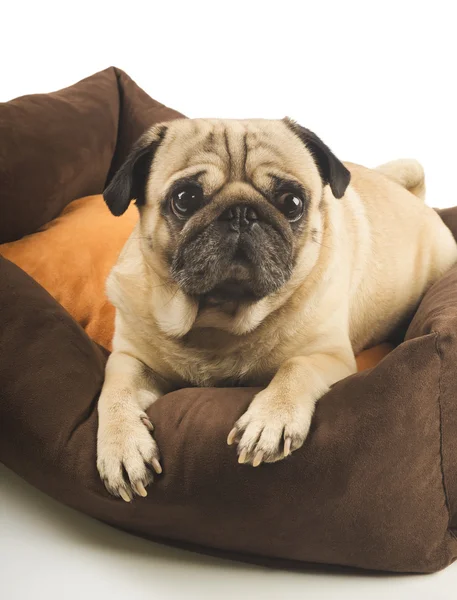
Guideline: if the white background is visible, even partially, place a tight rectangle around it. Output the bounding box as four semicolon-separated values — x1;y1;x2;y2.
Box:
2;0;457;208
1;1;457;598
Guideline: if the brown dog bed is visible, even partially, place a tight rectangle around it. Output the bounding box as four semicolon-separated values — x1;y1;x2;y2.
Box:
1;68;457;574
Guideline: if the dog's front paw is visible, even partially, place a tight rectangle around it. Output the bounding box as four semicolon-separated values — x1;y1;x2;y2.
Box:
97;409;162;502
227;389;315;466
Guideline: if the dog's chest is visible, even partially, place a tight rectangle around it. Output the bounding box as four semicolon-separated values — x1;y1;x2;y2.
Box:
142;292;327;387
157;327;285;387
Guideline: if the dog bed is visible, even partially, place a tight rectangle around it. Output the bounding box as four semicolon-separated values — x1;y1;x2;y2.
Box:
1;68;457;574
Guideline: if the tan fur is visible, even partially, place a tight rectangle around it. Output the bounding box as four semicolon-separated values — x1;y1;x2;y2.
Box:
375;158;426;201
97;119;457;500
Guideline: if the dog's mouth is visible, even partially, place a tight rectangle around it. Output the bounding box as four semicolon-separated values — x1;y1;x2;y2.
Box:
232;245;250;265
196;243;260;307
198;278;258;308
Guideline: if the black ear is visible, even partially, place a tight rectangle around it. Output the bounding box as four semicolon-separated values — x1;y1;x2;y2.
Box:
103;126;167;216
284;118;350;199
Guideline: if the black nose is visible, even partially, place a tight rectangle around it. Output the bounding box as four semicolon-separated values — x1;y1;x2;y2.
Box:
218;205;259;232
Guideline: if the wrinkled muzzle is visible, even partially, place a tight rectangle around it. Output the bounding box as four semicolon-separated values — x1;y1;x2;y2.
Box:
171;204;293;303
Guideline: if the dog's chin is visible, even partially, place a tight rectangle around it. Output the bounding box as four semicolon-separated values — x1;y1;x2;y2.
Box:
199;278;259;309
177;256;291;312
190;261;259;310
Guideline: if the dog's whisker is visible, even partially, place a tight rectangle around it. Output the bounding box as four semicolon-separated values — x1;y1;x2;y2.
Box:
163;286;181;307
312;239;333;251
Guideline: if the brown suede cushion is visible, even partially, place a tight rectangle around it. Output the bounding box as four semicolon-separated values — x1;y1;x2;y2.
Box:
0;67;183;244
1;211;457;573
0;195;138;351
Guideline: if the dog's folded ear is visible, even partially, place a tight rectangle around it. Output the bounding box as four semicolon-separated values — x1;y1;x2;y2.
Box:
104;125;168;216
284;118;351;199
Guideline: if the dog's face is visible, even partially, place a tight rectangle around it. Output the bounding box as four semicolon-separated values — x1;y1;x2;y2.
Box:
104;118;350;329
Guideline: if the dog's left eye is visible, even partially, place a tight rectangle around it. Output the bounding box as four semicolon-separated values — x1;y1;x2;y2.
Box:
171;184;204;219
275;192;304;222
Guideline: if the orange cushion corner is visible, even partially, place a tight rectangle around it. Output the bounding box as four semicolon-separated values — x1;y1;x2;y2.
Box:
355;342;394;372
0;195;138;351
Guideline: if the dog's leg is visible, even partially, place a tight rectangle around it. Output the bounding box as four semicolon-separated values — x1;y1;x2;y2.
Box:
97;352;168;501
228;349;356;466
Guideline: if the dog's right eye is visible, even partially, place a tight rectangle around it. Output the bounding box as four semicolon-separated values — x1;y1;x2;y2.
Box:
275;192;304;222
171;184;204;219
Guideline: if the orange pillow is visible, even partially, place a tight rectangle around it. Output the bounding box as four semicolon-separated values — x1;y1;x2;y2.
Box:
0;195;137;350
355;342;394;372
0;195;393;367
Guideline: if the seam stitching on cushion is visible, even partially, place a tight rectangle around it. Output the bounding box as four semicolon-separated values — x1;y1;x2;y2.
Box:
432;330;457;541
67;390;99;444
104;67;123;189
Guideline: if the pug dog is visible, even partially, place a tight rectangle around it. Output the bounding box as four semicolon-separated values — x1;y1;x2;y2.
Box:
96;118;457;502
